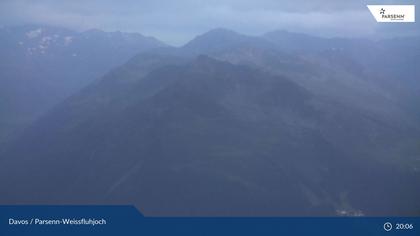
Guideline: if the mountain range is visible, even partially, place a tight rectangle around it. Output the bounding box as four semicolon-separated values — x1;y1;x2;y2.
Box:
0;25;165;147
0;26;419;216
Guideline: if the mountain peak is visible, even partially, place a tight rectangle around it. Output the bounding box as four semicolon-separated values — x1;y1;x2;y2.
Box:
201;28;240;36
183;28;244;47
182;28;268;55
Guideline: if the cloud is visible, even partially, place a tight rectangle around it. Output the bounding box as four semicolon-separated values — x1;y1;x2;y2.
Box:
0;0;418;45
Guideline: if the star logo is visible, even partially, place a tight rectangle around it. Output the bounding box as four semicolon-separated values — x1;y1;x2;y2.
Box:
380;8;386;15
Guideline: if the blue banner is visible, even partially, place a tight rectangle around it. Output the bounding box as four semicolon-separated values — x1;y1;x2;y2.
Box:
0;206;419;236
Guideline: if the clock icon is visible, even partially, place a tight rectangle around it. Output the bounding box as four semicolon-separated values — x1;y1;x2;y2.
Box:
384;222;393;232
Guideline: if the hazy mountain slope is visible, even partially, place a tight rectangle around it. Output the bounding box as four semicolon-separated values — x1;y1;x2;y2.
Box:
1;55;419;216
184;30;420;159
0;25;166;147
263;31;420;116
1;28;419;216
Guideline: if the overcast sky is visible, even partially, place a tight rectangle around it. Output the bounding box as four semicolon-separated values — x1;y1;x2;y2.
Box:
0;0;418;45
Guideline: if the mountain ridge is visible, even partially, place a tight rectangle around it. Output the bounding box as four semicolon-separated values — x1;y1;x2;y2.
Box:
1;25;420;216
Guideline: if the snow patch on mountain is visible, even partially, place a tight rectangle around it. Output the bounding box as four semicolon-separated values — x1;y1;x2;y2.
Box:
26;28;43;39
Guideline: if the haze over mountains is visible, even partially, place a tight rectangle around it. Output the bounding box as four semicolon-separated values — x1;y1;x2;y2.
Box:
0;25;419;216
0;25;165;147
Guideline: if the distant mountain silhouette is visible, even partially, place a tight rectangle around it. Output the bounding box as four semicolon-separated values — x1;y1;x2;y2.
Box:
182;28;275;55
